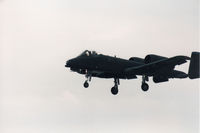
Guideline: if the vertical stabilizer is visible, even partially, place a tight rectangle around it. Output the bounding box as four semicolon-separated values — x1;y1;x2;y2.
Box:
188;52;200;79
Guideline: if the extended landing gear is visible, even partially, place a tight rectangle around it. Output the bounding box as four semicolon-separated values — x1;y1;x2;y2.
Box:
141;83;149;91
111;78;120;95
83;73;91;88
111;86;118;95
141;75;149;91
84;81;89;88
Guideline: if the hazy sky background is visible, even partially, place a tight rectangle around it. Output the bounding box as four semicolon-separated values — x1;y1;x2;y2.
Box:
0;0;199;133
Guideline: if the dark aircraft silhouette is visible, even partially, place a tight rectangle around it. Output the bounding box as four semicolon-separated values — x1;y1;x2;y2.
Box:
65;50;200;95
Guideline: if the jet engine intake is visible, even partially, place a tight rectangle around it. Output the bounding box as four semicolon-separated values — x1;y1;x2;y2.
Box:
145;54;167;64
129;57;145;64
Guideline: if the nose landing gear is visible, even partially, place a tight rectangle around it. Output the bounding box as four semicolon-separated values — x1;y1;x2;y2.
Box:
83;73;92;88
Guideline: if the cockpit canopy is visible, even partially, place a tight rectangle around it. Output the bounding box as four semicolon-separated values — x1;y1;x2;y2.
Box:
78;50;99;57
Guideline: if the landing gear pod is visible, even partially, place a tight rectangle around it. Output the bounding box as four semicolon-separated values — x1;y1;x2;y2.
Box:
188;52;200;79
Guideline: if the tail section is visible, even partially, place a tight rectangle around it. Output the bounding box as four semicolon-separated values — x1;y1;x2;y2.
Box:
188;52;200;79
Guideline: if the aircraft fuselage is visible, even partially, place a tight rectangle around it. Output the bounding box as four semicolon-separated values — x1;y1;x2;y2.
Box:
66;54;141;79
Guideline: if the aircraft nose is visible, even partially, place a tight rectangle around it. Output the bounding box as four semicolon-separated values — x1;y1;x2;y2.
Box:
65;60;71;67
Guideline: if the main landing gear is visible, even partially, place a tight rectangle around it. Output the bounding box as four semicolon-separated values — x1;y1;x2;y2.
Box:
83;73;149;94
111;78;120;95
83;74;91;88
141;75;149;91
83;81;89;88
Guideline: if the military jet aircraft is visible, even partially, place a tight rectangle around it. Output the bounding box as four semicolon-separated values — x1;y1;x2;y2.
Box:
65;50;199;95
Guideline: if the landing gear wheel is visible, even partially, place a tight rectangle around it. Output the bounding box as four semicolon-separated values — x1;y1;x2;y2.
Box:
141;83;149;91
111;86;118;95
83;81;89;88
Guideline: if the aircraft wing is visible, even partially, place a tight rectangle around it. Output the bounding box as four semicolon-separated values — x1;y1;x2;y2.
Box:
125;55;190;75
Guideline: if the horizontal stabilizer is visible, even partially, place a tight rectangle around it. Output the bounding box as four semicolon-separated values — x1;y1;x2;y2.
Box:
188;52;200;79
125;55;190;75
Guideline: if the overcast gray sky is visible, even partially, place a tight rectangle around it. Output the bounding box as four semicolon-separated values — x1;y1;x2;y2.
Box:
0;0;199;133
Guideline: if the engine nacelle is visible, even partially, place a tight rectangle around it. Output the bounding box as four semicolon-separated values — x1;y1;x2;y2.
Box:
144;54;167;64
153;75;169;83
129;57;145;64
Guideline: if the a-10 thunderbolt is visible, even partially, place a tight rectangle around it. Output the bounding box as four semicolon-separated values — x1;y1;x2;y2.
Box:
65;50;199;95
